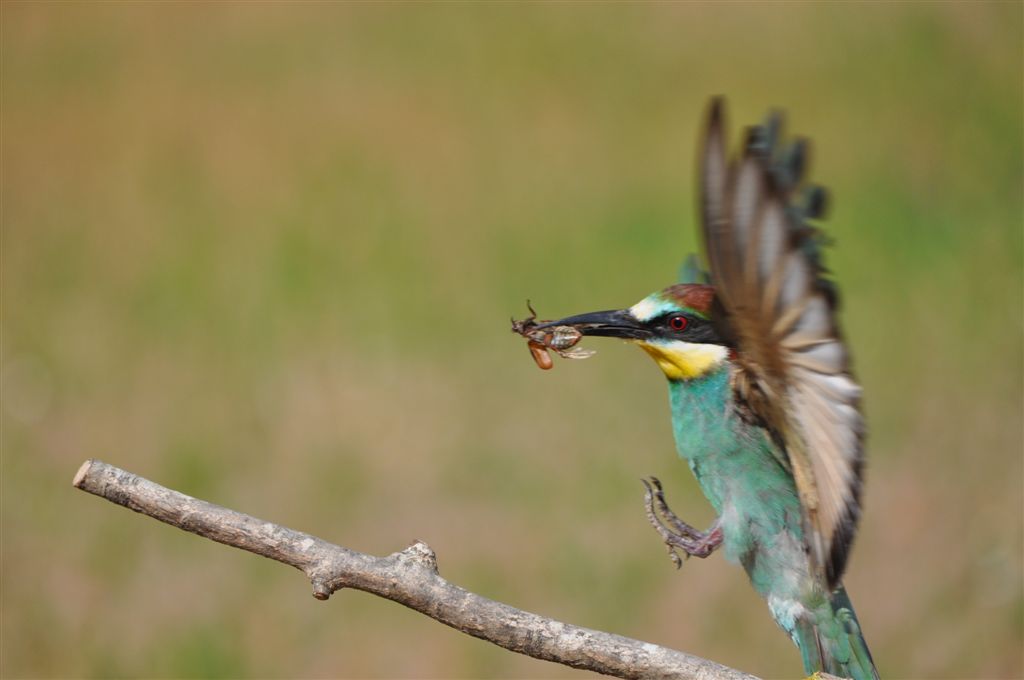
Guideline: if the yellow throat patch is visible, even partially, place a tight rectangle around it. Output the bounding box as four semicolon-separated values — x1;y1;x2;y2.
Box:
633;339;728;381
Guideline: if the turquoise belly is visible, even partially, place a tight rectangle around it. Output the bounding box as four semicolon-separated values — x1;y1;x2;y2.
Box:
666;366;810;601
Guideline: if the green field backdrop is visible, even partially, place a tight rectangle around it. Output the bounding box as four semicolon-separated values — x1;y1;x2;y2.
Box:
3;3;1022;678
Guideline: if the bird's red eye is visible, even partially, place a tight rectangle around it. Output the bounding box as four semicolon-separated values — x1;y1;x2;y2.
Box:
669;315;688;331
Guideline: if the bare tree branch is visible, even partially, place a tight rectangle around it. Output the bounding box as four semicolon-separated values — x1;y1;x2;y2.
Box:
73;458;759;680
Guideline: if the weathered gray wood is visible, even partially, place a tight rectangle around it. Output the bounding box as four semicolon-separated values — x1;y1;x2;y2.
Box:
73;458;760;680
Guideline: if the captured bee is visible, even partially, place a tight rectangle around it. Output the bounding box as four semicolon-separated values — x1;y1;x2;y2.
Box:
511;301;595;370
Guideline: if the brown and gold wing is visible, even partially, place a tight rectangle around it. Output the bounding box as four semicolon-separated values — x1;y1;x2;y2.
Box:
699;98;865;589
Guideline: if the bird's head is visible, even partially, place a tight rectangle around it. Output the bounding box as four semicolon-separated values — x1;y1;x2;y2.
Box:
537;283;730;381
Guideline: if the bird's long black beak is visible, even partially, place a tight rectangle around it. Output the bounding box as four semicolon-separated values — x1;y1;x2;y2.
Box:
535;309;652;340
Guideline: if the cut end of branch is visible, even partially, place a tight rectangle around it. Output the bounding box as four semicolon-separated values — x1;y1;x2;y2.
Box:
73;459;97;488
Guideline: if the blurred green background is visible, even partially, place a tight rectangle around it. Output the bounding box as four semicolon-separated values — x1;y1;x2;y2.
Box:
3;2;1021;678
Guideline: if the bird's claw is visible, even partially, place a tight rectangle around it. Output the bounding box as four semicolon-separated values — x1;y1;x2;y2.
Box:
642;476;723;569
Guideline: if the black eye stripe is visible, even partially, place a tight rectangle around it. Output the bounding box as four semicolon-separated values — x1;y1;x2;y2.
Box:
646;312;723;345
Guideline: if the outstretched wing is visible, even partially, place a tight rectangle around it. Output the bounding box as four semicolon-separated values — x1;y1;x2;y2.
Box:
699;97;864;589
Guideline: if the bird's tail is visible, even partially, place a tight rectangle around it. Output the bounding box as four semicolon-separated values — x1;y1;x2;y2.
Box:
792;586;879;680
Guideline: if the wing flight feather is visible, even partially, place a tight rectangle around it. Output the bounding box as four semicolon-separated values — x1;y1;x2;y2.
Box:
699;97;864;589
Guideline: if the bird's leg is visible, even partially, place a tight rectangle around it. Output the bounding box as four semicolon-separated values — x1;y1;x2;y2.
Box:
645;477;703;539
642;477;723;569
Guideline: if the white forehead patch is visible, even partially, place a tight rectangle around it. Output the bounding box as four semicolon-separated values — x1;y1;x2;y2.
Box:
629;296;675;323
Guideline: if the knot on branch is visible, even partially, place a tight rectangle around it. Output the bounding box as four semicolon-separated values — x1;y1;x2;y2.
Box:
311;578;333;601
396;540;438;574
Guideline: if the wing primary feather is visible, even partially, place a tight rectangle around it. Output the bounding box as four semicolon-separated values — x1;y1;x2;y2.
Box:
698;99;865;590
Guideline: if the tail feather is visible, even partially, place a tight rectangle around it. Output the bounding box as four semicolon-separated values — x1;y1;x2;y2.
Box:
792;586;879;680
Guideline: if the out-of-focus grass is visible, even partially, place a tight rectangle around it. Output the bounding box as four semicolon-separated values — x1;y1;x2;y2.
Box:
2;3;1021;678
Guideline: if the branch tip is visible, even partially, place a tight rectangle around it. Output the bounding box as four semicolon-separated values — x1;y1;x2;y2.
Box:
73;459;96;488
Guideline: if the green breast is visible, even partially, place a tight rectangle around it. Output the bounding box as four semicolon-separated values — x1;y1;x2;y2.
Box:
667;365;809;599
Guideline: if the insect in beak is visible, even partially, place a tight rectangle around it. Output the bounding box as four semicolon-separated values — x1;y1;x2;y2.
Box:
511;301;596;370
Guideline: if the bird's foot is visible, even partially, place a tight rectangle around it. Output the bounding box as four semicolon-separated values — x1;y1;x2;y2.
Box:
642;477;723;569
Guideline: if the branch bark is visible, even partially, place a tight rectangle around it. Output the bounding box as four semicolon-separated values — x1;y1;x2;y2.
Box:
73;459;758;680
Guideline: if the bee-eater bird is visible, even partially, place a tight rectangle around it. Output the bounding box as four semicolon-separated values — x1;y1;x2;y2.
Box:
527;99;878;679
